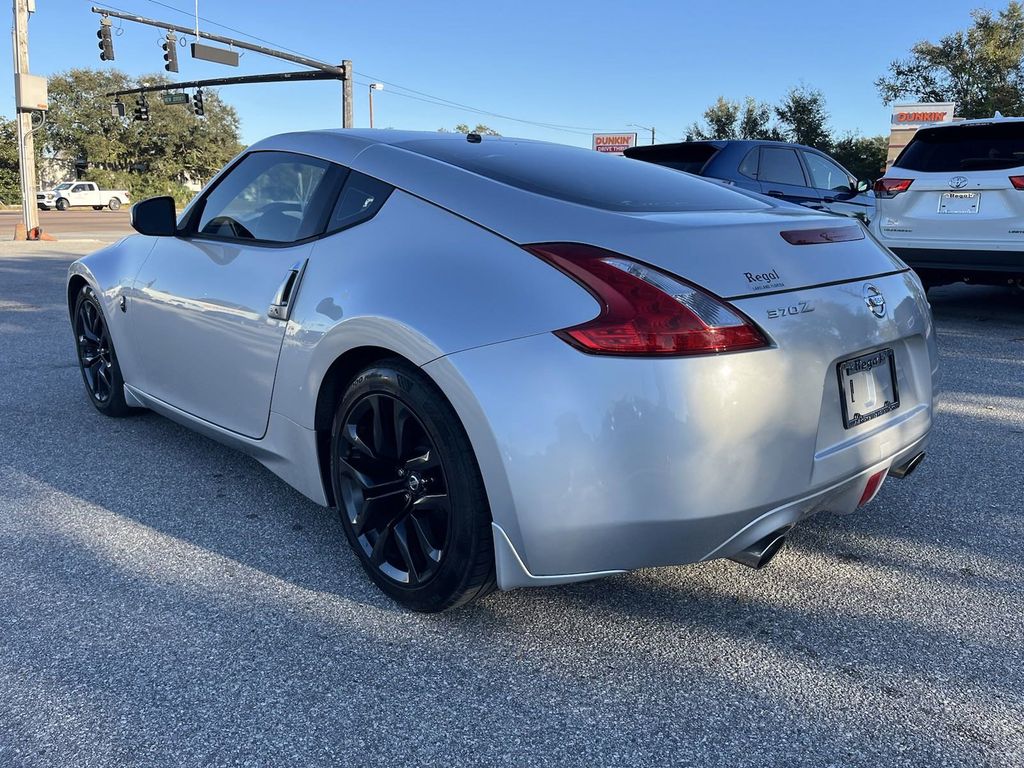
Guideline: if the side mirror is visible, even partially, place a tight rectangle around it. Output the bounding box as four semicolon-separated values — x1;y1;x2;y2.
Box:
855;179;871;194
131;196;177;236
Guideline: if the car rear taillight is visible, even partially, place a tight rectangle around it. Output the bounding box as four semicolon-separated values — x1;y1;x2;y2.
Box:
525;243;768;356
857;469;888;507
873;178;914;198
1010;176;1024;190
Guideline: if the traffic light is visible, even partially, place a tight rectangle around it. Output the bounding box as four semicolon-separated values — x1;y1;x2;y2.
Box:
162;32;178;73
97;17;114;61
192;89;204;117
133;96;150;122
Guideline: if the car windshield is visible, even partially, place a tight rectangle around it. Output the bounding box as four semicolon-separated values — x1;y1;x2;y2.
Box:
895;122;1024;172
54;183;73;191
396;138;767;212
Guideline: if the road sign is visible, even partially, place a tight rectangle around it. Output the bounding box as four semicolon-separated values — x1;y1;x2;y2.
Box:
592;132;638;155
161;92;190;105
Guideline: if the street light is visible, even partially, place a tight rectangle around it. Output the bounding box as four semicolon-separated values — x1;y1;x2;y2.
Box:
369;83;383;128
629;123;655;145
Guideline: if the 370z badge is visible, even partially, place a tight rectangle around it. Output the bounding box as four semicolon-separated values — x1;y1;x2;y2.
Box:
767;301;814;319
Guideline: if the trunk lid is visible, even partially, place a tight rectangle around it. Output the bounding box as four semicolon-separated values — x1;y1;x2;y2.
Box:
555;208;905;299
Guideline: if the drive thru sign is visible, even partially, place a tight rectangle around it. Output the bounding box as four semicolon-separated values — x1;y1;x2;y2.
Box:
592;132;638;154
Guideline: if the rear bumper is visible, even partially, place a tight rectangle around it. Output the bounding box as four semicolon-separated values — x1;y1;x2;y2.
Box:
891;246;1024;277
492;432;930;589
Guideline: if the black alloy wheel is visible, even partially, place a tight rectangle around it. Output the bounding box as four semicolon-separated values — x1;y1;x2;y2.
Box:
338;393;450;586
73;285;132;416
331;360;495;612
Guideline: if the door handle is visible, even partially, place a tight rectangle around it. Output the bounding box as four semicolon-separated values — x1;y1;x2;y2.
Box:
267;259;308;321
766;190;785;198
822;196;836;203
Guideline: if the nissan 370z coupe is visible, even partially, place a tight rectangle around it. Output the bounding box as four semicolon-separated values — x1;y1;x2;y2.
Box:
68;130;937;612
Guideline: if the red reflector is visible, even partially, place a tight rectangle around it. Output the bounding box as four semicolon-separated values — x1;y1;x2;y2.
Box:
1010;176;1024;190
857;469;888;508
526;243;768;356
873;178;914;198
780;226;865;245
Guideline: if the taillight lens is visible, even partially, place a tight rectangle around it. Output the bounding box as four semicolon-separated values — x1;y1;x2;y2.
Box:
873;178;914;198
525;243;768;356
1010;176;1024;190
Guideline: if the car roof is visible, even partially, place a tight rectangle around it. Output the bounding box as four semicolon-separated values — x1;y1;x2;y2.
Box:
624;138;825;157
922;115;1024;129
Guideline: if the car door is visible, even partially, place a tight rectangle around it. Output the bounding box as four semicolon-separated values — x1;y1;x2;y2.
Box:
129;150;345;438
754;146;823;209
69;183;92;207
802;150;873;221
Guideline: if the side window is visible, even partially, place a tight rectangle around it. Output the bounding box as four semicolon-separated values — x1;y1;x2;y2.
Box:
327;171;393;233
804;152;854;192
72;184;89;193
738;148;759;179
758;148;806;187
195;151;339;244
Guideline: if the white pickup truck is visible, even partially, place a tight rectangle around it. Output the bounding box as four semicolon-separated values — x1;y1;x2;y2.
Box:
37;181;130;211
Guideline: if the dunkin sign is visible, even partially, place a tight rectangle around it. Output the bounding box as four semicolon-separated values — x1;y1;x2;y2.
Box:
592;132;638;154
890;102;955;128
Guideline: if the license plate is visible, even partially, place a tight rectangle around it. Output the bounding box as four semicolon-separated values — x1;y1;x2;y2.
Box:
938;191;980;214
837;349;900;429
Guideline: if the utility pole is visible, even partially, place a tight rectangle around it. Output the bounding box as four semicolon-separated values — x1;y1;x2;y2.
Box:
342;59;353;128
12;0;39;233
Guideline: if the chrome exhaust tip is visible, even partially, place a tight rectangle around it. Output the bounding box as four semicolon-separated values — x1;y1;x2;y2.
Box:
728;529;789;570
890;451;926;480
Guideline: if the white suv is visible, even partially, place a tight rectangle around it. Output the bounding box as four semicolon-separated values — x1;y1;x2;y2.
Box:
872;116;1024;289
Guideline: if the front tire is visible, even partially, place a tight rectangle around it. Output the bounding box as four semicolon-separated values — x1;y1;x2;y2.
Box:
330;359;495;612
55;198;69;211
72;285;132;417
108;198;121;211
92;205;103;211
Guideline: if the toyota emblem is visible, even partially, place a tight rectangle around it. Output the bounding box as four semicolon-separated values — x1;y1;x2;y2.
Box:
863;284;886;318
949;175;968;189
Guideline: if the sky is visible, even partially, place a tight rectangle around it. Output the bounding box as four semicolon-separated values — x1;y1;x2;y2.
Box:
2;0;1014;148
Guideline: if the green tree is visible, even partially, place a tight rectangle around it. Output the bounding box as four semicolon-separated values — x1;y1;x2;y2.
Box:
40;68;243;205
686;96;783;141
0;117;21;205
876;2;1024;118
830;134;889;181
775;85;832;150
439;123;501;135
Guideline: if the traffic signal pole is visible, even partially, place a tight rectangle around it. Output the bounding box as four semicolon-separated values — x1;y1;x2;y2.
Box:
12;0;39;233
91;6;354;127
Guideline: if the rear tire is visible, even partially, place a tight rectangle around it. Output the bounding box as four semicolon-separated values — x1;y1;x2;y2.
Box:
55;198;68;211
92;205;103;211
330;358;495;612
72;285;133;417
108;198;121;211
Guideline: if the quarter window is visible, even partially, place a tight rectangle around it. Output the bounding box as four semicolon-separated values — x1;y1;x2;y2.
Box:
757;148;806;187
327;171;393;233
195;152;339;243
804;152;853;191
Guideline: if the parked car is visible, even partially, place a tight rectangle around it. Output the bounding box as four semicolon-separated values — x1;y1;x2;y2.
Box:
38;181;130;211
67;130;935;611
871;116;1024;289
625;140;874;221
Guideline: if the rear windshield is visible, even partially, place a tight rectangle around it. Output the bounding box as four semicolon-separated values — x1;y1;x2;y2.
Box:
396;138;765;213
623;143;720;174
895;122;1024;172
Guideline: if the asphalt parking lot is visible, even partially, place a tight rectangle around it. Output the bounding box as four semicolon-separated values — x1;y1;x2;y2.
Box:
1;239;1022;767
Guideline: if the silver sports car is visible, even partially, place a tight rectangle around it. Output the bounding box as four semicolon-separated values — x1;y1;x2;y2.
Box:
67;130;937;611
